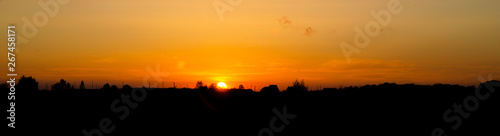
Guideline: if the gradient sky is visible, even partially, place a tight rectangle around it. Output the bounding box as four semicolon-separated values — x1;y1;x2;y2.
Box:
1;0;499;90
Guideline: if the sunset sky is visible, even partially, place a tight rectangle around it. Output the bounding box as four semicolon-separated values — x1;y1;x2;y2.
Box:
1;0;499;90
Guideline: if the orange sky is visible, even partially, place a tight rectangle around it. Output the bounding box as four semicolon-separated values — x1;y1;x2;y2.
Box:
1;0;499;90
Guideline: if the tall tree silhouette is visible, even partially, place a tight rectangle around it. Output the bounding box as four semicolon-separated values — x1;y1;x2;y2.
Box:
80;81;85;90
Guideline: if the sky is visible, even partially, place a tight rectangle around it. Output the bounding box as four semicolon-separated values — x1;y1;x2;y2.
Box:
1;0;499;90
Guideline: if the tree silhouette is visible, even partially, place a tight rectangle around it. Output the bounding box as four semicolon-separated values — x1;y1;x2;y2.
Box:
103;83;111;90
286;79;308;93
0;83;7;91
111;85;118;90
52;79;71;91
238;84;244;89
196;81;204;89
123;84;132;91
18;76;39;91
80;81;85;90
209;83;217;90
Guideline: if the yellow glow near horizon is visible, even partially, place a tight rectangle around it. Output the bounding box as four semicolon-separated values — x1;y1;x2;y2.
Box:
217;82;227;89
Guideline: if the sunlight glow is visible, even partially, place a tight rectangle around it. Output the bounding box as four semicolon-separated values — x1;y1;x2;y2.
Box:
217;82;227;89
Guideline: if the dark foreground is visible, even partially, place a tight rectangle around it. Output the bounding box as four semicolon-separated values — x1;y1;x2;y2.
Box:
8;81;500;136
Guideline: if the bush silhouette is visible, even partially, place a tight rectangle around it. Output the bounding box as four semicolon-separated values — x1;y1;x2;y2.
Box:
51;79;71;91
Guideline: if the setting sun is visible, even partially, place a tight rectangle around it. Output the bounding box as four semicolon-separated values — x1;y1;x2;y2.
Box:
217;82;227;89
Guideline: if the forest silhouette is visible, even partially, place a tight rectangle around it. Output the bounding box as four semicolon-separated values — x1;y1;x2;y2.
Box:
4;76;500;136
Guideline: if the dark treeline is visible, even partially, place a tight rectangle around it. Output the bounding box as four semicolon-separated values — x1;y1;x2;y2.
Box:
5;76;500;136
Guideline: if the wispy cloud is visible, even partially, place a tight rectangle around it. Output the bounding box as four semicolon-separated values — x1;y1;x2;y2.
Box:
278;16;316;37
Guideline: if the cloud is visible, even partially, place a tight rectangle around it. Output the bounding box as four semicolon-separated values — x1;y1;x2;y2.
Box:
278;16;316;36
278;16;292;27
321;59;417;72
226;62;257;68
94;57;118;63
304;27;315;36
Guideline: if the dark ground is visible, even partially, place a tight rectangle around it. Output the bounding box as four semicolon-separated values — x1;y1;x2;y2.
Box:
6;81;500;136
